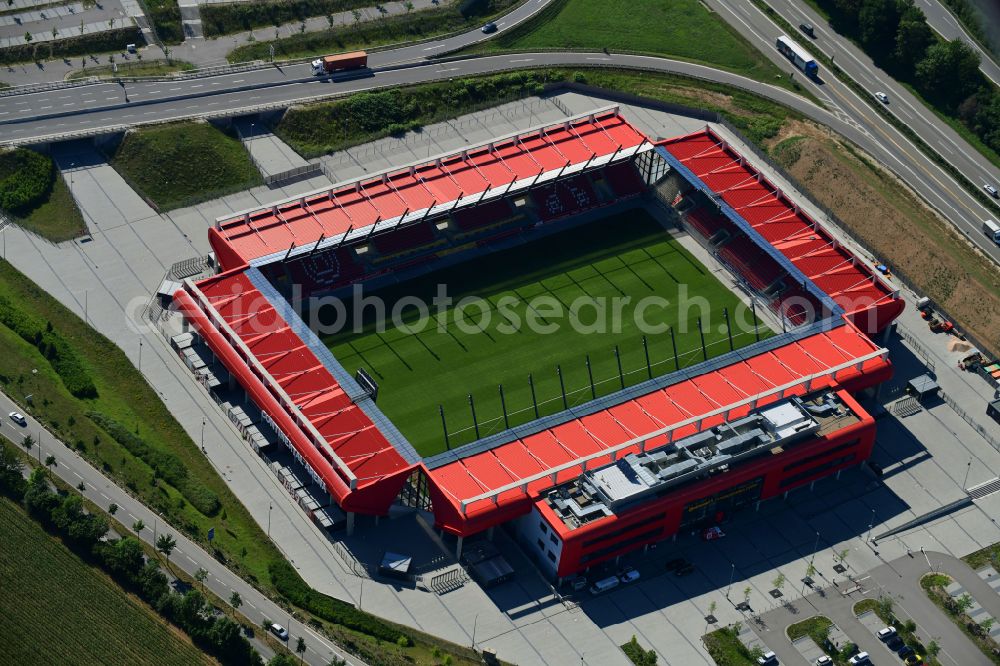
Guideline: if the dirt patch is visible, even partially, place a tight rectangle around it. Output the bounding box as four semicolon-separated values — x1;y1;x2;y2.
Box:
772;134;1000;356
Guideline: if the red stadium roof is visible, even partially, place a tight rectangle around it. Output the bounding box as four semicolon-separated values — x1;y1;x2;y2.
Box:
660;130;903;333
209;109;649;270
174;270;413;513
425;321;891;535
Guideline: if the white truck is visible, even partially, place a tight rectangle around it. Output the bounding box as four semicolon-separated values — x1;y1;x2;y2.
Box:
983;219;1000;245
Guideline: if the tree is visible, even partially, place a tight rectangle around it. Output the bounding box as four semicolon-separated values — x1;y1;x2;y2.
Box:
404;0;414;12
352;8;361;24
108;502;118;515
876;595;894;621
915;39;982;110
24;32;32;43
857;0;900;59
981;617;995;634
956;593;974;615
230;590;242;614
326;14;334;29
926;639;941;658
296;636;306;662
21;434;34;451
835;548;850;566
708;600;717;616
748;645;765;661
156;533;177;562
44;454;56;468
132;519;145;535
195;567;208;590
743;586;752;604
771;573;786;591
893;2;934;74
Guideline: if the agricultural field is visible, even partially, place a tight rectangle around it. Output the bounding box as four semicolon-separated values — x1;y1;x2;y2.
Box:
324;208;769;454
0;497;211;666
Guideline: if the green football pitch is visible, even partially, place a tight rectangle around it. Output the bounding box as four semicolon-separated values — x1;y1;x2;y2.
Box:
323;208;771;456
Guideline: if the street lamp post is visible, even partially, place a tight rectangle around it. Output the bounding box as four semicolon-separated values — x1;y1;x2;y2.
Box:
963;457;973;490
267;502;272;536
471;613;479;650
138;339;143;373
200;418;206;453
811;531;820;564
726;562;735;599
866;508;876;542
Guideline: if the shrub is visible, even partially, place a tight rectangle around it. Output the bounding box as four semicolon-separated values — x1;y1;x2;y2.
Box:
269;560;411;644
0;149;53;212
0;27;143;65
202;0;372;37
0;295;97;398
86;411;220;516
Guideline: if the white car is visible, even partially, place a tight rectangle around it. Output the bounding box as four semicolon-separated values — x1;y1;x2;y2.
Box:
876;625;896;641
875;92;889;104
618;566;640;583
848;652;871;665
8;412;27;426
985;183;999;198
756;651;778;665
269;623;289;641
816;657;832;666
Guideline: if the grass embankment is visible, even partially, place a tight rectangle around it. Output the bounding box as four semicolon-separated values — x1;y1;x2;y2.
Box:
203;0;375;37
324;209;769;455
228;0;518;62
0;148;86;242
769;128;1000;356
276;68;797;158
0;497;212;666
965;544;1000;570
703;626;759;666
67;60;195;80
110;122;262;211
921;572;1000;664
486;0;800;92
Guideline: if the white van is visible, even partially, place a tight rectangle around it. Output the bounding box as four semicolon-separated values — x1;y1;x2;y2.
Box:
589;575;619;595
984;219;1000;245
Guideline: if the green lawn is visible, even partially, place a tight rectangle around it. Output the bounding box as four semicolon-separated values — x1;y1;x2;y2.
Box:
67;60;195;80
493;0;793;86
111;122;262;211
0;497;211;666
5;166;86;243
324;209;769;455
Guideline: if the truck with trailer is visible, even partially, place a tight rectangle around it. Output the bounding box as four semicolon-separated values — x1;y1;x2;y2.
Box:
983;219;1000;245
311;51;368;76
776;35;819;78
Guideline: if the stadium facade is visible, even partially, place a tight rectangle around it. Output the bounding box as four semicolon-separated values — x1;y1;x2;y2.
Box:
171;107;903;580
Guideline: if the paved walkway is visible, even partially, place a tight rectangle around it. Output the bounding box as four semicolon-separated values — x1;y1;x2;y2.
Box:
233;118;313;179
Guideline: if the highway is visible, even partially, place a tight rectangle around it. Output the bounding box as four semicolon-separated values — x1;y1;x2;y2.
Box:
919;0;1000;85
0;392;364;666
705;0;1000;263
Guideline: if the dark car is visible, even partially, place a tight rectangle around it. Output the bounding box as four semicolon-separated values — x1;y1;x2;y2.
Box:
898;645;915;659
481;22;497;34
675;563;695;577
665;558;687;572
799;22;815;37
886;636;904;652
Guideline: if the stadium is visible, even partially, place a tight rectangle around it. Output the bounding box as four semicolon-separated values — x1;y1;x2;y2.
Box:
170;106;904;581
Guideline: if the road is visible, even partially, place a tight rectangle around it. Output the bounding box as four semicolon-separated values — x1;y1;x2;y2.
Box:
705;0;1000;262
0;392;365;666
918;0;1000;86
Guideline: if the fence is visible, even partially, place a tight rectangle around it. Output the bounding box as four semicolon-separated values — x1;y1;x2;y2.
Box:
942;392;1000;453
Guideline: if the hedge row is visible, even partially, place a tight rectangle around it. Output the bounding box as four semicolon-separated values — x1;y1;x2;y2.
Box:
0;149;53;212
276;70;558;156
0;296;97;398
0;27;143;65
86;411;221;516
202;0;373;37
268;560;412;645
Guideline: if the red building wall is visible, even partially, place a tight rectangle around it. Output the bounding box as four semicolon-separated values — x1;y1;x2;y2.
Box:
541;390;876;578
